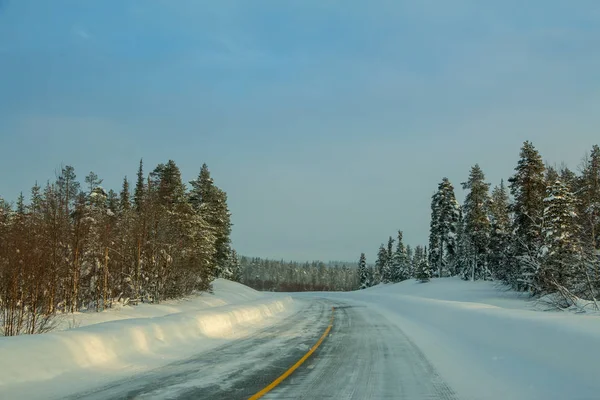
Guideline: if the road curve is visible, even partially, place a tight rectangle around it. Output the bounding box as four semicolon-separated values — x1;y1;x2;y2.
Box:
69;298;457;400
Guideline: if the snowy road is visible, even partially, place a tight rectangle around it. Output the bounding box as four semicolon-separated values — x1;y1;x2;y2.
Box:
68;298;457;400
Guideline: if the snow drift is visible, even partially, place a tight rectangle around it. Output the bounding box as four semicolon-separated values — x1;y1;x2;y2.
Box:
306;277;600;400
0;280;295;399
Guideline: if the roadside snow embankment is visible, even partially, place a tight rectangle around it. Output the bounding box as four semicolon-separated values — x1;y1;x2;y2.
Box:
0;280;295;396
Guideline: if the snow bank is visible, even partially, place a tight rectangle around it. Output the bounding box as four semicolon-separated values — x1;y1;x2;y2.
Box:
0;280;295;399
54;278;267;331
309;278;600;400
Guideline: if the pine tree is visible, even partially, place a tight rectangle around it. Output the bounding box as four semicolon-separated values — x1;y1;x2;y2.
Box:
374;244;387;284
85;171;103;193
358;253;369;289
229;249;242;283
578;145;600;288
461;164;492;280
488;180;512;281
429;178;461;277
107;189;118;213
134;159;145;212
382;236;395;283
540;179;581;292
120;177;131;212
189;164;232;279
415;246;431;282
394;231;409;281
57;165;80;216
405;245;414;278
508;141;546;291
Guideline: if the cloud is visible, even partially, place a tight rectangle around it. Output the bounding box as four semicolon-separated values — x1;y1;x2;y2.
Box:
72;26;90;40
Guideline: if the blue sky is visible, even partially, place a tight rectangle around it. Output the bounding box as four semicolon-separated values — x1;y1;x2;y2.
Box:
1;1;600;262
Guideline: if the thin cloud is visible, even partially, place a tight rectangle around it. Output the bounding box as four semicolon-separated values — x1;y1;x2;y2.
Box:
72;26;91;40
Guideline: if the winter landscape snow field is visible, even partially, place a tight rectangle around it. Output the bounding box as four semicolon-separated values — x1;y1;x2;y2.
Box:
298;278;600;400
2;278;600;400
0;280;297;400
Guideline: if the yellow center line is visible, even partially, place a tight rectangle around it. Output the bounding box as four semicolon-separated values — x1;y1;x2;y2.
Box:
248;306;336;400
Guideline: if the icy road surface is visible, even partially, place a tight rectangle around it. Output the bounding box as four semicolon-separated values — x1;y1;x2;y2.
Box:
68;298;457;400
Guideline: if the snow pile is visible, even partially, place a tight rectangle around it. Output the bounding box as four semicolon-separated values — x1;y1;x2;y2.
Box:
0;280;295;398
537;292;600;314
311;278;600;400
53;278;268;331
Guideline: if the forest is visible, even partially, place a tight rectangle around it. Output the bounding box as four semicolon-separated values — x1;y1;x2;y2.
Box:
3;140;600;336
0;160;233;335
362;142;600;311
238;257;359;292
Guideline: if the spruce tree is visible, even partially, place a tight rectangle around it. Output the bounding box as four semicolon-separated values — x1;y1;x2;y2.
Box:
382;236;395;283
429;178;460;277
394;231;409;281
374;244;387;285
134;159;145;212
358;253;369;289
508;141;546;291
488;180;512;281
461;164;491;280
415;246;431;282
229;249;242;283
405;245;414;278
578;145;600;287
120;177;131;212
189;164;232;278
540;179;581;292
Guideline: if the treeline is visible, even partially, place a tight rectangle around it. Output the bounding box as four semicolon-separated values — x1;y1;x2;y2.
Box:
361;141;600;306
0;160;233;336
358;231;431;288
239;257;359;292
426;141;600;302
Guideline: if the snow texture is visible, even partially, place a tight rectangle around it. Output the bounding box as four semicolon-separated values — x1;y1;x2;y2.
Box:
300;277;600;400
0;279;296;400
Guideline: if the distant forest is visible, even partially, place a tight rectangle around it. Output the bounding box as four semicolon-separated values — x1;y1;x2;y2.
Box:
238;257;359;292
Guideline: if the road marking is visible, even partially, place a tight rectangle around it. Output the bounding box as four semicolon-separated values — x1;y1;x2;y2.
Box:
249;306;335;400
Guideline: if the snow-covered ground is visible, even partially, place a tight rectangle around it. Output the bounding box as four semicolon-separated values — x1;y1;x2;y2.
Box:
305;277;600;400
3;277;600;400
0;280;296;400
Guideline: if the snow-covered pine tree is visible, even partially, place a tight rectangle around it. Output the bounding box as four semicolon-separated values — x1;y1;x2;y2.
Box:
374;244;387;285
488;180;512;282
229;249;242;282
382;236;395;283
415;246;431;282
358;253;369;289
429;178;461;278
189;164;232;279
578;145;600;291
394;231;409;281
413;245;424;275
540;179;582;293
405;245;414;278
367;265;375;288
134;159;145;212
508;141;546;291
461;164;492;281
